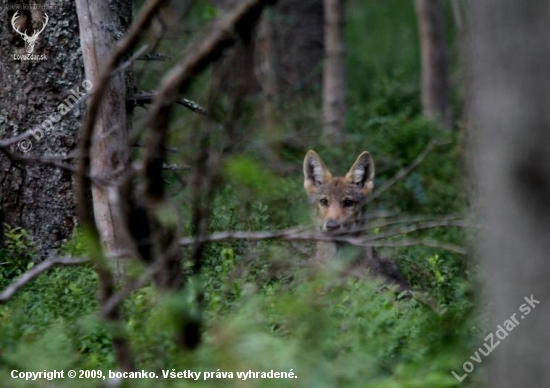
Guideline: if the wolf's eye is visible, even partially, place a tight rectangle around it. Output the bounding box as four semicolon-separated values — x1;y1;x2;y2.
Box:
319;198;328;207
343;199;354;208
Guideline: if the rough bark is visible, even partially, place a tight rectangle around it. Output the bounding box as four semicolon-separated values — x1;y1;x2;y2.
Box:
0;3;82;258
470;1;550;387
415;0;452;129
75;0;134;277
322;0;345;143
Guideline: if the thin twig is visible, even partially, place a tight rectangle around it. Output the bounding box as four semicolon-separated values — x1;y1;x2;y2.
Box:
0;257;89;303
139;53;172;61
133;142;177;153
162;163;191;170
131;91;209;116
100;261;162;318
368;139;439;203
179;227;310;246
364;219;475;242
178;225;469;255
369;239;467;255
142;0;275;201
111;45;149;78
0;148;107;186
368;214;469;230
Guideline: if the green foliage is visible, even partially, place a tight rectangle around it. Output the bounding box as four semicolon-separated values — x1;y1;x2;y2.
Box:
346;0;420;102
0;224;36;288
0;1;479;387
2;224;36;259
224;155;280;197
59;228;92;257
0;265;478;387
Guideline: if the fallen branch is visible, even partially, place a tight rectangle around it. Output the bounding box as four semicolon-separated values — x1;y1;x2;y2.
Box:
0;257;89;303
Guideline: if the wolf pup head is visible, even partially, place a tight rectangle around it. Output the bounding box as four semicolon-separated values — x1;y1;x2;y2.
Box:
303;150;374;235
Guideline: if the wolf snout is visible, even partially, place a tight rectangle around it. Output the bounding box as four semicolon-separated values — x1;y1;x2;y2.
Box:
323;220;341;233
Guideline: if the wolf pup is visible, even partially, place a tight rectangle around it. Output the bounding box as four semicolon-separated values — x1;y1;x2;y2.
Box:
303;150;409;292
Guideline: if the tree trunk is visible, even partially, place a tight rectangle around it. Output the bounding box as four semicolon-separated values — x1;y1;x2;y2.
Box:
270;0;324;98
0;4;82;258
210;0;323;153
415;0;452;129
256;9;278;125
212;0;324;101
470;1;550;387
75;0;134;277
322;0;346;144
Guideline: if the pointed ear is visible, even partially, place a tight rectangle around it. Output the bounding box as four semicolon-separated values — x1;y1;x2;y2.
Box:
345;151;375;194
303;150;332;194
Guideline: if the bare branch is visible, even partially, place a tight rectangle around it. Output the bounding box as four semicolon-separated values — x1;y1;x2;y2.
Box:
0;221;466;306
139;53;172;61
179;227;311;246
162;163;191;171
133;142;177;153
131;91;209;116
0;257;89;304
364;219;475;242
0;147;108;186
369;239;468;255
100;261;162;318
143;0;275;201
367;214;469;230
111;44;150;78
368;139;439;203
178;225;469;255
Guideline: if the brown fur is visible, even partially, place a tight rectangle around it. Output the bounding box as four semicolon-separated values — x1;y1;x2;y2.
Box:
303;150;410;292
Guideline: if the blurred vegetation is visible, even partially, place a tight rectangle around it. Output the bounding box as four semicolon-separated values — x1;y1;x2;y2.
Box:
0;1;482;387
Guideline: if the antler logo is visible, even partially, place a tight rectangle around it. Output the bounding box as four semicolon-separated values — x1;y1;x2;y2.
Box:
11;11;49;54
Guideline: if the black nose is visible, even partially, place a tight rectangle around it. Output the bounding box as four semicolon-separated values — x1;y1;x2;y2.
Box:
325;220;340;231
